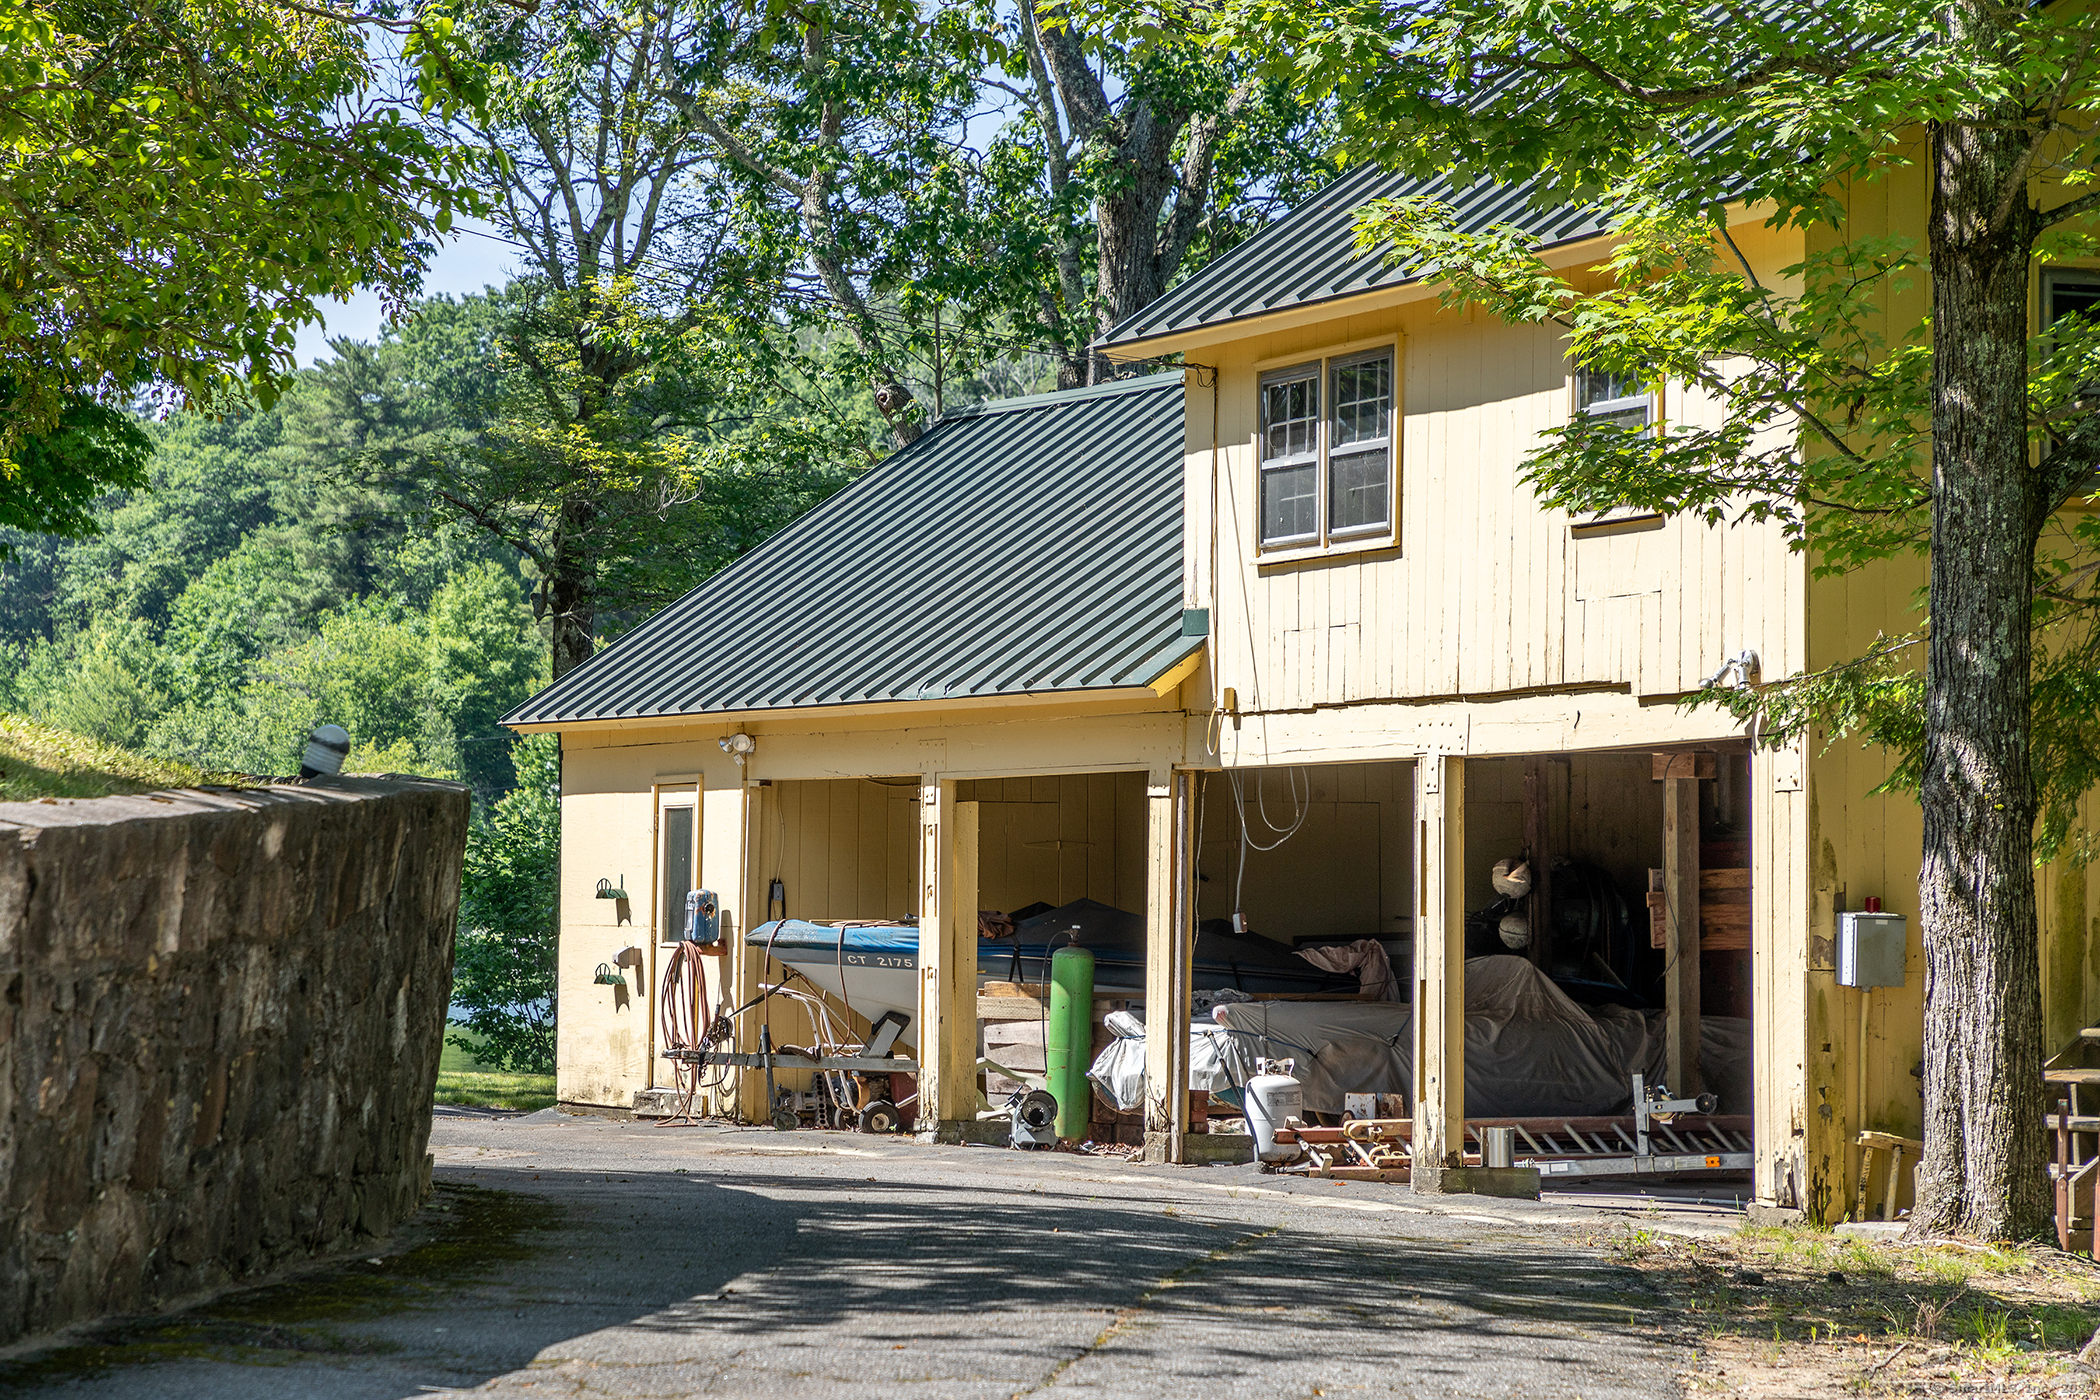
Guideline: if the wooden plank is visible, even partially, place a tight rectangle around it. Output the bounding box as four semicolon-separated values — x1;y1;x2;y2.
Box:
1414;754;1466;1191
1700;867;1751;892
1664;774;1702;1095
978;983;1134;1006
1653;751;1718;781
1143;769;1195;1163
1701;903;1751;932
2048;1068;2100;1085
915;783;973;1128
1525;756;1551;969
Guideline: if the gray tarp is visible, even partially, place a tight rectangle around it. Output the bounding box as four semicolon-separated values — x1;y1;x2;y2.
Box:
1209;956;1751;1117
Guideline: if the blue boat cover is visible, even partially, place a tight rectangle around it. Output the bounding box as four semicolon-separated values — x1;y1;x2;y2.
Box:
752;920;919;961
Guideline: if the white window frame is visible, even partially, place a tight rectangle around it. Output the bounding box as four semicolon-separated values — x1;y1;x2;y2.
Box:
1573;363;1654;435
1256;342;1398;554
1257;363;1322;548
1568;361;1664;535
656;788;698;945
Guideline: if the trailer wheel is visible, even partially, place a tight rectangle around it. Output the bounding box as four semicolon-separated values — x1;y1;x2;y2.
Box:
859;1100;900;1135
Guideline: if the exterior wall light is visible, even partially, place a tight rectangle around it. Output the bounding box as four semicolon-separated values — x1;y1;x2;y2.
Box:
718;732;755;770
300;724;351;778
1701;650;1761;690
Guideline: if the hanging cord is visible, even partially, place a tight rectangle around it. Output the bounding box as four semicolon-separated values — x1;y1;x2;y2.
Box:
656;941;716;1125
1229;766;1312;916
762;919;789;1044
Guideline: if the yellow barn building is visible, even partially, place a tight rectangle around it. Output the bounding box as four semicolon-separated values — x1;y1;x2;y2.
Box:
505;162;2100;1227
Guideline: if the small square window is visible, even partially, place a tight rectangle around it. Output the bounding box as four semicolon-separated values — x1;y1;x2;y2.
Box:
1575;363;1651;433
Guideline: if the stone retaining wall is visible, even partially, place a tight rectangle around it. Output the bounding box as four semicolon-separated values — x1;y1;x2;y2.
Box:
0;777;469;1345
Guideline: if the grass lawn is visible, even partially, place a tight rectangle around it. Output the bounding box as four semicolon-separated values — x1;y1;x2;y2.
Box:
0;714;246;801
436;1028;557;1112
1607;1221;2100;1396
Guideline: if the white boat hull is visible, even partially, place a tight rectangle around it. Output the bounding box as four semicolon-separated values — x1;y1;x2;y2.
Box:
777;958;921;1050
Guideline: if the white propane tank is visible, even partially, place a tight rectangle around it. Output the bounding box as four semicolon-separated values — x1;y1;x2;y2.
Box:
1244;1068;1304;1164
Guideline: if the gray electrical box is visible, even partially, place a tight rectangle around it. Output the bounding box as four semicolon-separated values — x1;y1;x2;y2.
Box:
1837;911;1907;987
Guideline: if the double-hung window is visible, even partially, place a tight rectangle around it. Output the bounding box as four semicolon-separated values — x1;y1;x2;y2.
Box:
1259;348;1395;550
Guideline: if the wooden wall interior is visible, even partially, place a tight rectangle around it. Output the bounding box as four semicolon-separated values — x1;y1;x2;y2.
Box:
958;772;1150;917
1193;761;1415;946
756;777;922;922
1466;749;1751;1020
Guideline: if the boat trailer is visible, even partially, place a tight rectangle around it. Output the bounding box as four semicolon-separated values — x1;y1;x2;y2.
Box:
1277;1075;1752;1181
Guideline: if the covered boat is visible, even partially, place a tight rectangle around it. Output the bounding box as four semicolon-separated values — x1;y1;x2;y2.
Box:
750;898;1360;1042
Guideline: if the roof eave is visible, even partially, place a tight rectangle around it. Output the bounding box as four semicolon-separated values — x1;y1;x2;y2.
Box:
503;668;1200;736
1098;199;1779;361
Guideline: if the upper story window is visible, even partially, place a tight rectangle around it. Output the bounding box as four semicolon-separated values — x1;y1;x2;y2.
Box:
1568;362;1662;535
2046;268;2100;326
1574;364;1651;435
1259;348;1394;550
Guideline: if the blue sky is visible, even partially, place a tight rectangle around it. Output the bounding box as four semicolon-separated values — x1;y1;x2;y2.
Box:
292;217;521;365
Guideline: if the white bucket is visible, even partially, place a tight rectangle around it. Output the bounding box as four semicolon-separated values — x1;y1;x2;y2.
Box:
1244;1073;1304;1164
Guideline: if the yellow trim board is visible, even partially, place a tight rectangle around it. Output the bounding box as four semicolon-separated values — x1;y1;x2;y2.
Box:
510;652;1207;737
1146;647;1205;697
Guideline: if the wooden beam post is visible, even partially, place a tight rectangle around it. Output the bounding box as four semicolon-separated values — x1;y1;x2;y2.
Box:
1659;757;1704;1096
1413;753;1466;1193
1143;769;1196;1164
1522;756;1551;969
915;778;976;1137
710;776;762;1122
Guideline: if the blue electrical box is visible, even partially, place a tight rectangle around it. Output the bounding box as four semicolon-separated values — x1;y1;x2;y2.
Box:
1837;911;1906;987
681;887;720;944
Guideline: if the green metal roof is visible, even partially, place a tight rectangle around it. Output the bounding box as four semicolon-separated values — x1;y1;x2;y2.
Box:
1099;164;1612;353
504;375;1199;727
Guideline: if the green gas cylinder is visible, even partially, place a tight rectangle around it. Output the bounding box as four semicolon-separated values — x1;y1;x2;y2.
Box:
1046;945;1096;1141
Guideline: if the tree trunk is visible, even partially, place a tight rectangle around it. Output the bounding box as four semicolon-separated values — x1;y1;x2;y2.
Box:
545;496;597;682
1908;53;2052;1238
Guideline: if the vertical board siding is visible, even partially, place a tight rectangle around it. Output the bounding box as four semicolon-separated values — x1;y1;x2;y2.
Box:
1200;239;1801;719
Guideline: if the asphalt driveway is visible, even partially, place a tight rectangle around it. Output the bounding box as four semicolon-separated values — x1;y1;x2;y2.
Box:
3;1109;1695;1398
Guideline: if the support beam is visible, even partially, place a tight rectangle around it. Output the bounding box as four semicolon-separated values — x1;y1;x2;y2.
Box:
708;777;760;1122
915;778;976;1137
1413;754;1466;1193
1663;771;1703;1096
1143;769;1196;1165
1522;756;1551;970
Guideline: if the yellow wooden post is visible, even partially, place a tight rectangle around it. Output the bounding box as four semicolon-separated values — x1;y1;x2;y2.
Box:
953;799;981;1116
916;777;974;1136
1413;753;1465;1192
1662;766;1703;1096
1143;769;1196;1164
699;775;759;1122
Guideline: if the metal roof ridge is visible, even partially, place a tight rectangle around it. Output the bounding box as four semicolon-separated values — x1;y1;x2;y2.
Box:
941;371;1182;418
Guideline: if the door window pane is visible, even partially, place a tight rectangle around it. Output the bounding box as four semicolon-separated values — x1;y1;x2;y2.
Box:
1261;463;1318;543
1330;449;1389;533
660;805;693;939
